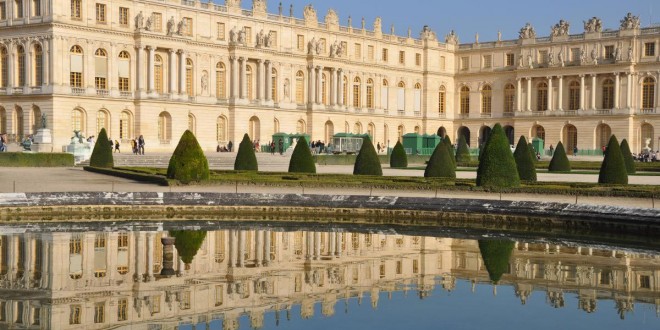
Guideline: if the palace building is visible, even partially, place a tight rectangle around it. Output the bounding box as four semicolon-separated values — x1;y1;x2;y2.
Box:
0;0;658;153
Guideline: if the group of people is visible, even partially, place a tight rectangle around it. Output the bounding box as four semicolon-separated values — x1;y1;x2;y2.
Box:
109;135;145;154
633;151;658;162
216;141;233;153
309;140;326;154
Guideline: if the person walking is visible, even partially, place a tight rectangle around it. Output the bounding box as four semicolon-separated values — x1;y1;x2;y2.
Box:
227;140;233;152
278;138;283;155
573;146;578;157
114;140;121;153
270;141;275;155
138;135;145;155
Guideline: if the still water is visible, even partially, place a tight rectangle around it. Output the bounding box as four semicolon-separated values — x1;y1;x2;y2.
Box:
0;224;658;330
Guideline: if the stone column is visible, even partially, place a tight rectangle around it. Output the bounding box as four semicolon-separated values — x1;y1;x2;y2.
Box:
263;231;271;266
238;230;245;267
330;68;336;106
160;237;176;276
228;230;237;267
135;46;143;91
314;232;321;260
337;69;343;106
591;74;597;110
256;59;264;101
169;49;177;94
547;76;553;111
316;66;323;105
335;233;342;257
557;75;564;111
614;73;620;109
308;64;315;105
44;38;51;86
656;71;660;110
526;77;532;111
25;48;32;88
134;233;145;282
516;78;522;111
230;56;238;99
265;60;272;101
146;233;154;281
255;230;263;267
239;57;247;100
147;46;155;93
626;73;632;108
580;75;585;110
178;49;186;95
329;232;336;256
178;258;185;276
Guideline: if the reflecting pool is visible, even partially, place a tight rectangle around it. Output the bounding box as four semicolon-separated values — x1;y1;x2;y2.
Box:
0;225;658;329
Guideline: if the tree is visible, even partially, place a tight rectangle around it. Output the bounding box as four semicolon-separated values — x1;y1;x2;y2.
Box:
288;136;316;173
620;139;636;175
478;240;515;283
476;123;520;188
389;141;408;168
169;231;207;264
166;130;210;183
424;142;456;178
442;136;456;166
89;128;114;168
234;133;258;171
514;136;537;181
455;135;471;164
548;142;571;172
353;136;382;176
598;135;628;184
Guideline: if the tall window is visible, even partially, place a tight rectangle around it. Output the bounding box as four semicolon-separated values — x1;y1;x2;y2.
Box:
69;305;81;324
0;47;6;87
216;22;226;40
644;42;656;57
642;77;656;110
382;48;388;62
354;43;362;59
481;85;492;113
96;110;108;133
14;0;22;18
440;56;446;70
216;62;226;99
399;51;405;64
482;55;492;68
413;83;422;113
34;44;43;86
185;58;193;97
396;81;405;111
438;86;446;113
119;111;131;139
321;73;327;104
152;13;162;31
71;108;84;132
602;79;614;109
70;0;81;19
296;119;306;134
188;113;195;134
245;65;253;100
158;112;171;142
94;302;105;323
183;17;193;36
537;82;548;111
460;86;470;114
16;45;25;86
415;53;422;66
504;84;515;113
117;299;128;322
381;79;389;110
295;71;304;104
94;49;107;90
352;77;361;108
297;35;304;51
506;53;515;66
118;51;130;92
70;45;83;88
271;68;278;102
32;0;41;16
366;78;374;108
368;45;374;60
119;7;129;26
0;2;7;20
216;116;227;142
154;55;163;93
95;3;106;23
243;26;251;44
568;81;580;110
343;76;348;105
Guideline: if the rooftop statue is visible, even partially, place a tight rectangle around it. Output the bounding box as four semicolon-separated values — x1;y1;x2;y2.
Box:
225;0;241;8
374;17;382;34
620;12;640;30
420;25;437;41
551;19;570;37
518;23;536;39
325;9;338;26
583;17;602;33
445;30;458;45
252;0;266;13
303;4;317;23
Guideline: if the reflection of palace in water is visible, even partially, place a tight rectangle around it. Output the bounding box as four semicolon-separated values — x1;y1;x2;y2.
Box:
0;230;658;329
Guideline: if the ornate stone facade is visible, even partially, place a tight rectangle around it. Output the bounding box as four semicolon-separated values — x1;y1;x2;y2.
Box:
0;1;658;154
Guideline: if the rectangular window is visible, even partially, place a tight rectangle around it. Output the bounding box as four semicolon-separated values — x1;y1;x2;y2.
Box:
118;77;129;91
0;2;6;20
439;90;445;113
119;7;129;26
604;45;614;59
14;0;22;18
644;42;655;57
35;52;42;86
243;26;251;44
70;72;82;88
150;296;161;314
152;13;162;31
215;285;224;306
71;0;81;19
117;299;127;321
382;48;388;62
399;51;405;64
216;22;225;40
184;17;193;36
269;31;277;46
354;43;361;59
415;53;421;66
33;0;41;17
571;48;581;62
96;3;106;23
461;56;469;70
180;292;191;310
94;303;105;323
506;53;515;66
297;35;304;51
367;45;374;60
639;275;651;289
440;56;446;70
69;305;81;324
95;77;107;90
538;50;548;64
483;55;492;68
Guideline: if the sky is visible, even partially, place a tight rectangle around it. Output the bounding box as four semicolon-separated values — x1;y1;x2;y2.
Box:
219;0;657;42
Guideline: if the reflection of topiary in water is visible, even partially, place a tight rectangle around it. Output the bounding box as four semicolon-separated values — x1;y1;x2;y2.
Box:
89;128;113;168
169;231;207;264
390;141;408;168
478;240;515;283
288;136;316;173
166;130;210;183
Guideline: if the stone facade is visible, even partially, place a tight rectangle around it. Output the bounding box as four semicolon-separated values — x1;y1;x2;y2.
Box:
0;1;658;154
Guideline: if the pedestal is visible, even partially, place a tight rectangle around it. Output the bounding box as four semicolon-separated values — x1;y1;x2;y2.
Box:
160;237;176;276
33;128;52;144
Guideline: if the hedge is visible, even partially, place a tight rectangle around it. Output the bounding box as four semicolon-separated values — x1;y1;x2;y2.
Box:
390;141;408;168
166;130;210;183
514;136;537;181
234;134;258;171
0;152;74;167
424;142;455;179
288;136;316;173
83;166;169;185
353;136;383;176
89;127;113;168
443;136;456;167
548;142;571;172
455;135;472;164
620;139;636;175
598;135;628;184
476;124;520;188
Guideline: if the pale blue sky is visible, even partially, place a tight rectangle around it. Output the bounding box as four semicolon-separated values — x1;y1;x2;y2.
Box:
223;0;657;42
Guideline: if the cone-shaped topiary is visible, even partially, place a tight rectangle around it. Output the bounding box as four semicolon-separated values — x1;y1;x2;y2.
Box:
442;136;456;166
620;138;636;175
528;142;538;162
598;135;628;184
548;141;571;172
166;130;210;183
478;240;515;283
455;135;471;164
89;128;114;168
353;136;383;176
424;142;456;179
514;136;537;181
476;124;520;188
169;231;207;264
288;136;316;173
234;133;258;171
389;141;408;168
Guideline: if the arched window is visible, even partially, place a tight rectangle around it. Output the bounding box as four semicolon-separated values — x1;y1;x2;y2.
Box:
30;105;41;134
344;121;350;133
641;123;654;150
596;124;611;149
353;122;362;134
118;51;130;92
295;71;304;104
296;119;306;134
96;110;109;133
249;116;260;140
188;113;196;134
94;49;108;90
34;44;43;86
460;86;470;114
17;45;25;87
186;58;193;97
537;82;548;111
71;108;85;133
246;65;254;100
504;84;515;113
642;77;656;110
533;125;545;141
563;124;578;155
321;73;327;105
381;79;389;110
119;111;132;140
568;81;580;110
216;116;227;142
273;118;280;133
70;45;84;88
397;81;405;112
271;68;278;102
414;125;420;134
413;83;422;113
438;86;446;114
324;121;334;143
154;55;163;93
216;62;226;99
368;122;376;141
158;112;172;142
397;125;404;142
0;47;7;87
366;79;374;109
353;77;361;108
13;106;23;137
342;76;348;105
482;85;492;114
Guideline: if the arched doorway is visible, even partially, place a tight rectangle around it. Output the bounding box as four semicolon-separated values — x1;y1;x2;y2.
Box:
641;123;654;152
437;126;447;138
595;123;611;150
353;122;362;135
296;119;306;134
14;106;24;139
479;125;492;147
158;112;172;142
324;121;334;143
30;106;41;134
532;124;545;141
503;125;515;146
367;123;376;141
249;116;260;140
457;126;470;146
563;124;578;155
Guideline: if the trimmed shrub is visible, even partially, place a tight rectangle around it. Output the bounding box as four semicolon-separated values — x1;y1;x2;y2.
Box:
234;134;258;171
169;231;207;264
389;141;408;168
89;127;113;168
599;135;628;184
288;136;316;173
353;136;383;176
424;142;456;179
528;142;538;162
478;240;515;283
166;130;210;183
0;153;74;167
455;135;471;164
476;124;520;188
442;136;456;166
620;139;636;174
548;142;571;172
514;136;537;181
